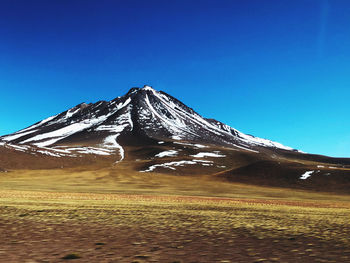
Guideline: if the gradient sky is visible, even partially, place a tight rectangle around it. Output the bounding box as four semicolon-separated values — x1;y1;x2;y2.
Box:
1;0;350;157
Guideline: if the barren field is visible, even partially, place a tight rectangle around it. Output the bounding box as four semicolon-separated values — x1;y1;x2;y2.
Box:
1;168;350;262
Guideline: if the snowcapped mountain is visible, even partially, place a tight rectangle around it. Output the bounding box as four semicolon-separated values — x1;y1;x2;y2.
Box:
1;85;350;193
0;85;298;161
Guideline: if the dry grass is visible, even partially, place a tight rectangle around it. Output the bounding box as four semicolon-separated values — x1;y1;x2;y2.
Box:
2;166;350;202
1;190;350;241
1;167;350;262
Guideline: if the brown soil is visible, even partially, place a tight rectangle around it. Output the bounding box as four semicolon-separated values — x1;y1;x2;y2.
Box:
0;192;349;263
1;216;348;263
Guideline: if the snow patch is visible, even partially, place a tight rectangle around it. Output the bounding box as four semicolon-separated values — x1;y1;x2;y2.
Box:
193;159;214;163
237;131;295;151
142;85;155;92
5;144;31;152
75;148;112;156
34;138;64;148
65;108;80;118
191;152;226;158
104;135;124;162
155;150;178;158
173;142;207;148
22;123;95;145
140;160;197;172
300;171;314;180
37;150;62;157
2;129;39;141
194;144;207;148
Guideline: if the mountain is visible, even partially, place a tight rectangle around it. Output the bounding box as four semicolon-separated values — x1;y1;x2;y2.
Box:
1;85;350;192
0;85;296;156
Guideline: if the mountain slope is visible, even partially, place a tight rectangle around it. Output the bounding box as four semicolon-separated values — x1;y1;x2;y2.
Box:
1;85;349;192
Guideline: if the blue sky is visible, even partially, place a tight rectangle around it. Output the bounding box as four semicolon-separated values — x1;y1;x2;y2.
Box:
1;0;349;157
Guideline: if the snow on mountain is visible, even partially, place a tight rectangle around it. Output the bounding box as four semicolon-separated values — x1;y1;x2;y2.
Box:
191;152;226;158
140;160;198;172
0;85;298;162
155;150;178;158
300;171;314;180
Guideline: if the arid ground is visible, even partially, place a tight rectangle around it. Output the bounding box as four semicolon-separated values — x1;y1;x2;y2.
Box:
1;167;350;262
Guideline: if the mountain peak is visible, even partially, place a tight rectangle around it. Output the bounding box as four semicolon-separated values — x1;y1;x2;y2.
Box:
126;85;156;96
141;85;155;92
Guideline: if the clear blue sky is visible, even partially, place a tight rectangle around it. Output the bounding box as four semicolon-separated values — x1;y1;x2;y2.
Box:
1;0;349;157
